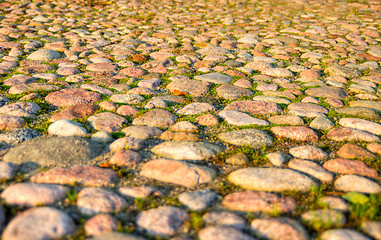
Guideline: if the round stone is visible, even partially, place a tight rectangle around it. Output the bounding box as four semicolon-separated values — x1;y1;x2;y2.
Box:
27;49;61;61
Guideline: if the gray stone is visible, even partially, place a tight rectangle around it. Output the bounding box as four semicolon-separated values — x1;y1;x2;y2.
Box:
349;100;381;112
305;86;348;99
3;137;103;168
110;94;145;104
217;129;273;149
198;226;255;240
219;110;269;126
320;229;371;240
334;175;381;194
151;141;222;161
132;109;178;128
194;72;233;84
202;212;246;229
0;128;41;144
48;119;88;137
266;152;291;166
228;167;318;192
179;189;217;211
251;218;309;240
88;232;146;240
310;116;335;130
123;126;163;140
216;84;253;100
288;159;334;182
289;145;328;161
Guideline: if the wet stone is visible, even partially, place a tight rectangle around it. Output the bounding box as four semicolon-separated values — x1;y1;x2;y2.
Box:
31;165;119;187
0;102;40;118
152;141;222;161
140;159;215;187
0;128;41;144
45;88;101;107
336;143;376;160
216;84;253;100
2;207;75;240
132;109;178;128
136;206;188;237
177;102;216;115
203;211;246;229
222;191;296;213
230;167;318;192
217;129;273;149
251;218;309;240
77;187;127;216
320;229;371;240
339;118;381;135
198;226;255;240
225;100;283;115
1;183;69;207
301;210;346;230
88;112;127;133
123;126;162;140
84;214;118;237
289;145;328;161
288;159;334;182
178;189;217;211
219;110;269;126
327;127;380;142
334;175;381;194
323;158;378;178
305;86;348;99
271;126;319;142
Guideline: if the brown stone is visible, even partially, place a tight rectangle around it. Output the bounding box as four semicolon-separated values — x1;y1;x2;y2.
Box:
323;158;379;178
159;131;200;141
337;143;376;160
109;150;141;167
196;113;219;126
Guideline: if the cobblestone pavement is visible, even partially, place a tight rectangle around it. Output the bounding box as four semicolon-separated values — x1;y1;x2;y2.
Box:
0;0;380;239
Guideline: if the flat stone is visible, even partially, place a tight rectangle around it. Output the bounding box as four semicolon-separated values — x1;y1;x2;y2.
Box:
202;211;246;229
228;167;318;192
84;214;118;237
88;232;146;240
320;229;371;240
289;145;328;161
219;110;269;126
268;115;304;126
110;94;145;104
9;83;60;94
324;64;362;79
336;143;376;160
197;47;231;56
216;84;253;100
81;84;114;96
334;175;381;194
310;116;335;130
159;131;200;142
349;100;381;112
136;206;188;237
224;100;283;115
86;63;117;72
50;104;99;122
198;226;255;240
177;102;216;115
169;121;199;133
2;207;75;240
140;159;215;187
253;95;291;104
119;186;161;199
27;49;61;61
339;118;381;135
178;189;217;211
305;86;347;99
217;129;273;149
361;221;381;240
46;88;101;107
222;191;296;213
109;137;144;152
288;102;328;114
31;165;119;187
262;68;294;78
132;109;178;128
301;209;346;230
327;127;380;142
3;74;35;86
77;187;127;215
335;107;380;120
271;126;319;141
48;119;88;137
1;183;68;207
194;72;233;84
0;102;40;118
167;78;210;97
3;137;103;168
122;126;162;140
0;128;41;144
151;141;222;161
88;112;127;133
323;158;378;178
288;159;334;182
251;218;309;240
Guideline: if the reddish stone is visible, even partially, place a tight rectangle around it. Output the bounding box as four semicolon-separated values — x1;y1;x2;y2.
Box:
367;143;381;154
224;69;246;77
271;126;319;142
120;67;146;77
116;105;139;116
50;104;99;122
109;150;141;167
196;113;219;126
225;100;283;115
84;214;118;237
337;143;376;160
0;115;26;130
45;89;101;107
323;158;378;178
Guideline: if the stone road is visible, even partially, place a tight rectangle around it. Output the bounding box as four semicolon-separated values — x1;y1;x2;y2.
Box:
0;0;380;239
